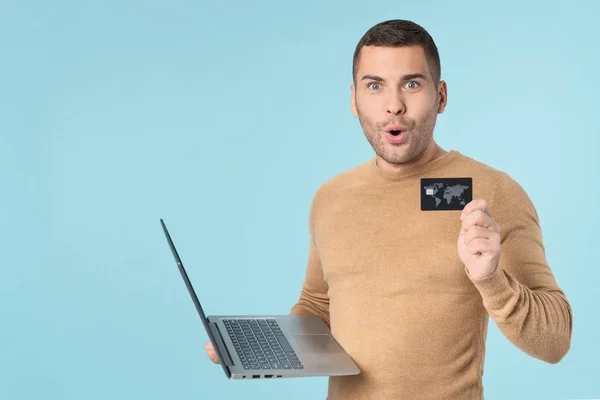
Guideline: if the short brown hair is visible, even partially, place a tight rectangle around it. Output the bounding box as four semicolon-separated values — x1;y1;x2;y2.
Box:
352;20;441;87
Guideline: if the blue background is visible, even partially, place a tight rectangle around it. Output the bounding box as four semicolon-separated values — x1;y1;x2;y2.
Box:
1;0;598;399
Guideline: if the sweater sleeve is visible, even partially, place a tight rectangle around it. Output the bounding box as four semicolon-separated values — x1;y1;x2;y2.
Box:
289;188;331;328
466;174;573;364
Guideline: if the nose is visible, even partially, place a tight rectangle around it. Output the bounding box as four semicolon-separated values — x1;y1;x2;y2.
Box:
386;91;405;115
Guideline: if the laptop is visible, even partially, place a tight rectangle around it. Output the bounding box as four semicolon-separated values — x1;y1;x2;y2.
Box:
160;219;361;380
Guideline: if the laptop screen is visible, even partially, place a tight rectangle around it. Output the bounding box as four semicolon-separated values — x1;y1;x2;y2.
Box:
160;219;230;376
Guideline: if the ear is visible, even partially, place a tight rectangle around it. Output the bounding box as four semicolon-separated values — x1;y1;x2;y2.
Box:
437;80;448;114
350;84;358;117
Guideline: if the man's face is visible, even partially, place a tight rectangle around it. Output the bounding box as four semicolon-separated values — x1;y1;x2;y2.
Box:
351;45;447;164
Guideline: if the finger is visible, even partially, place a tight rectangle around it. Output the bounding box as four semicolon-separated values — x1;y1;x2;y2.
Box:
463;226;495;245
461;210;498;232
460;199;491;220
467;237;499;255
204;342;213;350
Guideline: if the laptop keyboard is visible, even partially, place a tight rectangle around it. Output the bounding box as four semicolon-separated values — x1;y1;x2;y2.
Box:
223;319;304;370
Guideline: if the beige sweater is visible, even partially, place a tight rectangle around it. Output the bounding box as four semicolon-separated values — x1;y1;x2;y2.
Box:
289;149;572;399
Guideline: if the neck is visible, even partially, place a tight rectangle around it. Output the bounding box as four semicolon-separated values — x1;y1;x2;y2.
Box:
376;140;447;174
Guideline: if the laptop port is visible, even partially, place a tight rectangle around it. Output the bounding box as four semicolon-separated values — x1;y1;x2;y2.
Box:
252;375;260;378
265;375;273;378
277;375;282;378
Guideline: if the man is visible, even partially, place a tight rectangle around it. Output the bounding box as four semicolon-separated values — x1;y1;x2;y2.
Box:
205;19;572;399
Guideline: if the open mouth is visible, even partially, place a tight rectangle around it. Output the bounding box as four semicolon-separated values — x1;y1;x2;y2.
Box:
389;130;402;136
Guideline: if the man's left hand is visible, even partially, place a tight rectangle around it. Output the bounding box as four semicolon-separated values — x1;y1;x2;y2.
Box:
457;199;501;280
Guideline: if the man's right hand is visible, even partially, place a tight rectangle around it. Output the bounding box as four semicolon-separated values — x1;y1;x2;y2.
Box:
204;341;219;364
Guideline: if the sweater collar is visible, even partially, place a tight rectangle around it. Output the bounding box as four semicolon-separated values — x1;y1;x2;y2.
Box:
368;149;461;181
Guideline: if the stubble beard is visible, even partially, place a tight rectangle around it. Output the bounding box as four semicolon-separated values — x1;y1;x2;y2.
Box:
356;98;439;165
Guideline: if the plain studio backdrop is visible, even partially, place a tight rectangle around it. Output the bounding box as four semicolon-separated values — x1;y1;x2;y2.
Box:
1;1;598;399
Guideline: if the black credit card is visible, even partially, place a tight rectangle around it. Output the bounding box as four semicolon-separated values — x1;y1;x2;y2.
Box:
420;178;473;211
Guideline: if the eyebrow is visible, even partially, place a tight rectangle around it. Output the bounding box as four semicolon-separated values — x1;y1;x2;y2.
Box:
360;73;428;82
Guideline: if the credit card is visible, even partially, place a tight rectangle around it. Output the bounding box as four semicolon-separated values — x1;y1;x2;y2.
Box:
420;178;473;211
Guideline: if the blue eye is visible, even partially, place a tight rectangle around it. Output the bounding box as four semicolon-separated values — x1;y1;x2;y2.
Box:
406;81;419;89
368;82;381;90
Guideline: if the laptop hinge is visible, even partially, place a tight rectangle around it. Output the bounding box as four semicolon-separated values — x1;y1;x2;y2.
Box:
209;322;235;367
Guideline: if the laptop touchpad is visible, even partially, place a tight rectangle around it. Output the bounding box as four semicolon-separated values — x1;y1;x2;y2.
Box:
293;334;342;354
